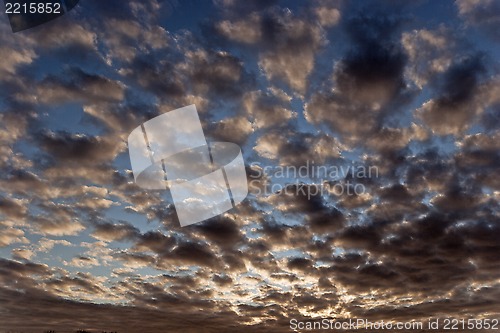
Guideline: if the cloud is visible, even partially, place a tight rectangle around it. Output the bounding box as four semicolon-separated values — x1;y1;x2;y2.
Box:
33;216;85;236
214;0;279;14
313;0;342;27
0;196;28;221
37;238;73;252
65;256;100;268
91;221;140;242
402;26;455;88
216;13;262;44
0;21;37;79
305;12;411;143
242;88;294;129
27;20;97;51
417;55;489;135
253;129;343;165
0;44;36;77
30;201;85;236
37;131;117;163
365;124;429;153
0;225;29;248
12;247;35;260
258;10;327;94
0;0;499;331
102;18;169;63
119;44;255;109
37;68;125;105
208;115;254;145
456;0;500;40
215;7;327;94
158;240;221;269
184;49;254;99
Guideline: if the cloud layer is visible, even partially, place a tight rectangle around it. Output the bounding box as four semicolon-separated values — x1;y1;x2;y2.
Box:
0;0;499;332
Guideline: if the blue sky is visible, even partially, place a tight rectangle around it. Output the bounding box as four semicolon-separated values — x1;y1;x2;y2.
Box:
0;0;499;332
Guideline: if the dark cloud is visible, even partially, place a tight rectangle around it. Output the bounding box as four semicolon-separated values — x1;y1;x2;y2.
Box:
418;55;487;135
0;195;27;220
119;44;255;111
287;257;314;272
0;284;278;333
37;67;125;105
187;49;255;99
124;55;185;98
193;216;243;250
37;130;116;163
160;241;220;268
91;221;140;242
305;11;412;143
0;169;46;197
481;106;500;131
214;0;279;14
212;273;233;286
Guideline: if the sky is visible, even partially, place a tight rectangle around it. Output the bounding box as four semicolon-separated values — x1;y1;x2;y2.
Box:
0;0;499;332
